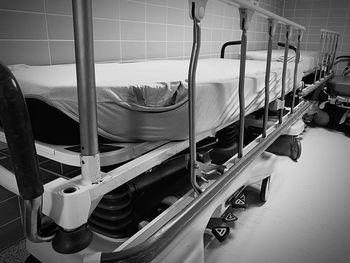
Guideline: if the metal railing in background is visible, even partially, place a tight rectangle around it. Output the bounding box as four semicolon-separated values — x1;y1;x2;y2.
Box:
300;29;339;97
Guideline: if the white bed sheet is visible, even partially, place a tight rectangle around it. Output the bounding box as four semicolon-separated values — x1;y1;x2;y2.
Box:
10;58;301;142
245;50;318;73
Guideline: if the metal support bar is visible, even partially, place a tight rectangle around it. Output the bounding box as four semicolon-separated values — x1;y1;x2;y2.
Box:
220;40;242;58
238;8;254;158
321;33;330;78
291;29;302;113
330;34;339;71
327;34;335;74
314;32;324;83
188;0;207;194
72;0;101;184
279;25;291;124
262;19;276;138
24;197;54;242
318;32;327;81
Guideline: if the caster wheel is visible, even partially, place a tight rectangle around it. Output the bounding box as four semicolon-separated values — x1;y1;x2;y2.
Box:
290;137;301;161
260;176;271;202
25;255;41;263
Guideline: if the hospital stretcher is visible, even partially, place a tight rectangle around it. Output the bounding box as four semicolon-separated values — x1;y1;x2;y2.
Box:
0;0;339;262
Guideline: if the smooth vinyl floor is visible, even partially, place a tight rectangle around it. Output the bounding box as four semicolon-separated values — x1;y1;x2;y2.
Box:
205;127;350;263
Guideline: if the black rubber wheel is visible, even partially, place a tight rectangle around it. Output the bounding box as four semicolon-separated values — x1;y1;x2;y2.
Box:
260;176;271;202
290;137;301;161
25;255;41;263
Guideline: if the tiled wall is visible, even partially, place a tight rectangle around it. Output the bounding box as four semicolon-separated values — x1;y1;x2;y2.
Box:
283;0;350;59
0;142;23;252
0;0;283;66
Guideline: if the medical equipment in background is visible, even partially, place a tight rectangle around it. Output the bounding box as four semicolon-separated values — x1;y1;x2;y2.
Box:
0;0;333;262
318;52;350;135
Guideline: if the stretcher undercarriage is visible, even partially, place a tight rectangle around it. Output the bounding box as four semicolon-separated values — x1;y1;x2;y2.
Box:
0;0;339;262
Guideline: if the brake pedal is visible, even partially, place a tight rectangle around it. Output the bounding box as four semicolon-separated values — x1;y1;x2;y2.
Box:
222;206;238;223
206;218;230;242
231;194;247;209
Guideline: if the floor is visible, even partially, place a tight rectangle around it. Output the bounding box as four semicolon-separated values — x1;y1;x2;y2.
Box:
1;126;350;263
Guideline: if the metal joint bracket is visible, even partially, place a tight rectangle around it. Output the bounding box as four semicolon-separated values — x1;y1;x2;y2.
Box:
43;179;92;229
194;162;226;189
188;0;208;21
239;8;255;31
270;99;285;111
267;19;277;37
297;29;303;41
285;25;292;40
81;154;101;184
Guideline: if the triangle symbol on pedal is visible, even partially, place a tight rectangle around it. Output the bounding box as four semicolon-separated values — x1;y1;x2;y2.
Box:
239;194;246;202
224;212;238;222
235;199;245;205
214;227;227;237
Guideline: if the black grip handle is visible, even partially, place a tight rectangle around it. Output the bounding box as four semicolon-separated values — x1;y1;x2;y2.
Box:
220;40;241;58
336;56;350;59
0;62;43;200
277;42;297;53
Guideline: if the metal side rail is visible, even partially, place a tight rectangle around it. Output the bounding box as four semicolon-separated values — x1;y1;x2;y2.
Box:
0;130;167;167
94;100;311;263
299;72;334;97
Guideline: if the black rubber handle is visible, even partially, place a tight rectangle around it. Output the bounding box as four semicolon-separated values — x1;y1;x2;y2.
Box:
277;42;297;53
220;40;241;58
0;62;43;200
336;56;350;59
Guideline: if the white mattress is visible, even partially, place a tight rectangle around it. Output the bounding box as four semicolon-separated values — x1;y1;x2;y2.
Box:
10;58;302;142
245;50;318;73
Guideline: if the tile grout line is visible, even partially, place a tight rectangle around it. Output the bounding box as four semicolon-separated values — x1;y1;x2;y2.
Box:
0;216;21;229
0;195;17;205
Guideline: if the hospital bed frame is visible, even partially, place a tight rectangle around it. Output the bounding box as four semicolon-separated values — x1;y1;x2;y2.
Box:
0;0;338;262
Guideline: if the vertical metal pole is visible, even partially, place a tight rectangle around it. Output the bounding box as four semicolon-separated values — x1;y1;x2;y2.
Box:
262;19;276;138
187;0;208;194
188;18;202;194
238;8;253;158
327;34;335;75
330;34;339;72
321;33;329;78
319;33;327;80
291;29;302;113
72;0;100;183
314;32;324;83
279;25;291;124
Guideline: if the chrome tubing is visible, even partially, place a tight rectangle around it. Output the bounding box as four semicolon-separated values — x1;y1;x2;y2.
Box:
318;32;326;81
72;0;101;183
330;34;339;71
279;25;291;124
24;197;54;242
188;0;207;194
291;29;302;113
321;33;330;78
237;8;252;158
72;0;99;157
326;33;334;75
262;19;276;138
314;32;324;83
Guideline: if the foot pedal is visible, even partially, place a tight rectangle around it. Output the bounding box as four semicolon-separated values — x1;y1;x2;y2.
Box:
206;218;230;242
222;207;238;223
231;194;247;209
